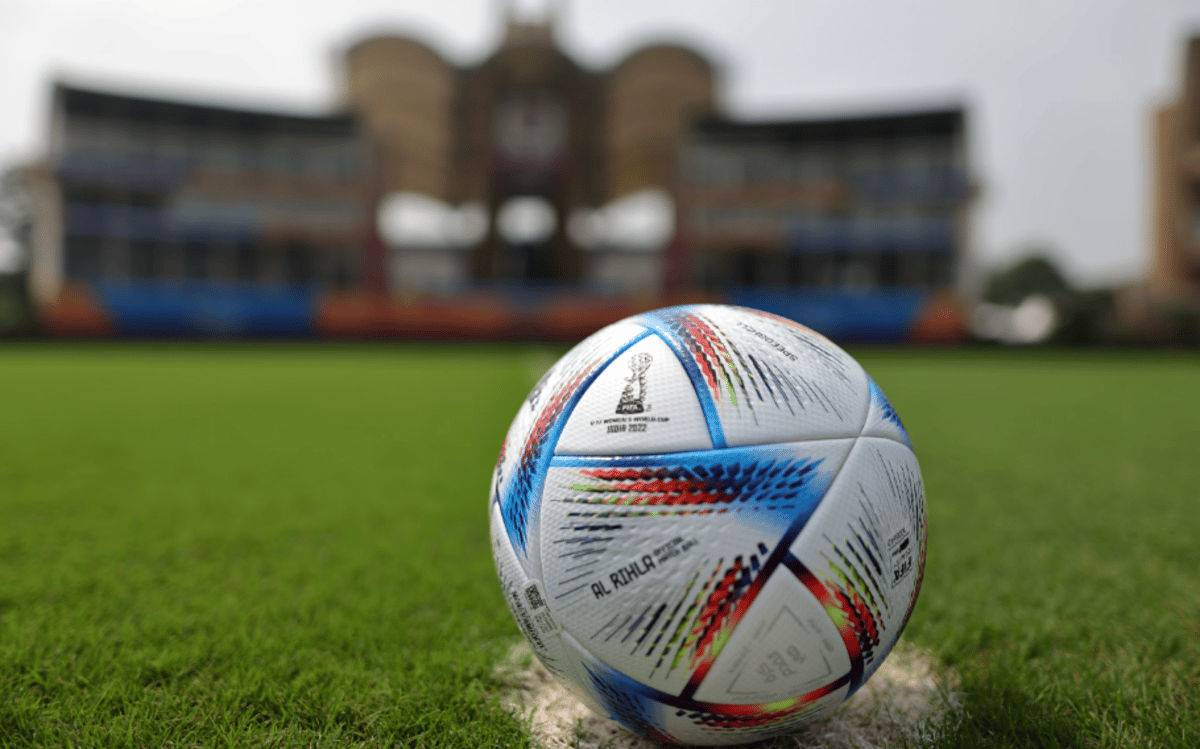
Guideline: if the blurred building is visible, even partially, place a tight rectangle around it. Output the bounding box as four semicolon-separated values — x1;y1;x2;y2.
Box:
29;84;372;335
675;110;970;340
29;12;972;341
343;15;714;293
1151;37;1200;315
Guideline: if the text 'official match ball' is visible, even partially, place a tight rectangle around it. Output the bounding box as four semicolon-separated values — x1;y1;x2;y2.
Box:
489;305;927;745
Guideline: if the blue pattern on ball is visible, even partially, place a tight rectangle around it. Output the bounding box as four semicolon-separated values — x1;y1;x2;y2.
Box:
867;375;910;445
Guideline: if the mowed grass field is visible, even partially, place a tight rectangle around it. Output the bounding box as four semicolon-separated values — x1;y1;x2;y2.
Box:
0;344;1196;748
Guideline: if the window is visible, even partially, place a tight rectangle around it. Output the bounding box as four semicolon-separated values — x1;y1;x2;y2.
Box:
790;253;829;287
129;192;157;210
287;144;307;175
184;242;208;280
65;237;102;280
878;252;900;288
340;150;361;177
284;244;314;284
831;254;876;290
847;139;884;175
797;144;835;180
930;252;955;288
130;240;158;279
102;237;131;280
895;137;933;174
331;250;356;287
927;137;955;171
235;242;259;282
787;254;805;286
65;187;104;207
756;252;788;287
736;251;757;286
901;251;930;288
239;143;263;173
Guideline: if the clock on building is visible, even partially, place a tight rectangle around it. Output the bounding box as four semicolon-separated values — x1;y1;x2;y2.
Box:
494;90;567;167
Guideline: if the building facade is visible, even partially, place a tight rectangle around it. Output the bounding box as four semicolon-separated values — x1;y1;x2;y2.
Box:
1151;37;1200;312
28;13;972;341
30;84;371;335
675;109;970;339
343;16;714;288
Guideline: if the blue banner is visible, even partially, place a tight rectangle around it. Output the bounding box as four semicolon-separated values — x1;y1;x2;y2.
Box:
93;281;317;337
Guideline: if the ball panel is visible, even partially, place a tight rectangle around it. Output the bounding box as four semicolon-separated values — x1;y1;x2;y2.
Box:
558;629;685;744
490;500;573;683
537;439;855;698
556;334;713;456
493;502;624;724
561;627;852;746
788;436;927;693
860;374;913;448
492;320;653;567
691;567;851;704
633;305;870;448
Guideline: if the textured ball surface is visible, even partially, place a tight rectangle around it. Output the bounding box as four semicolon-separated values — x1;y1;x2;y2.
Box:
489;305;927;745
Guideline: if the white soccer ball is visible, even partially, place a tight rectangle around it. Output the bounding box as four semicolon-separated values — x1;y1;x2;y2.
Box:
489;305;926;745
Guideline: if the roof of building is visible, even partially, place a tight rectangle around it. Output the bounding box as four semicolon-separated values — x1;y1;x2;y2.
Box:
55;83;358;138
692;107;965;143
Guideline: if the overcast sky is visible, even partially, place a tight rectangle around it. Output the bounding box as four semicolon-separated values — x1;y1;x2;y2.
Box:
3;0;1199;287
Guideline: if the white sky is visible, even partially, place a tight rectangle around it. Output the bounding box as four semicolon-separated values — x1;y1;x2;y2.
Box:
3;0;1200;287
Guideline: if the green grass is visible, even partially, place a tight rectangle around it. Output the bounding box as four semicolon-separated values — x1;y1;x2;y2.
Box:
857;349;1200;749
0;345;534;747
0;345;1197;747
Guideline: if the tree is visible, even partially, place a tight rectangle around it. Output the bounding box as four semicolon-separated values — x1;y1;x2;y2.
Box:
983;254;1071;306
0;167;33;335
983;253;1116;345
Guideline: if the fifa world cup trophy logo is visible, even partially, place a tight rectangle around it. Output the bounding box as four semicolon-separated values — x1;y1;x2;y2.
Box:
615;353;652;414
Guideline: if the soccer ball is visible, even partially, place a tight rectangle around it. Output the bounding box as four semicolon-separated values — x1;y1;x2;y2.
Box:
489;305;926;745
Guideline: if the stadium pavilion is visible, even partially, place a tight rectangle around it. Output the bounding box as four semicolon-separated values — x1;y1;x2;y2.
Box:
26;11;974;342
